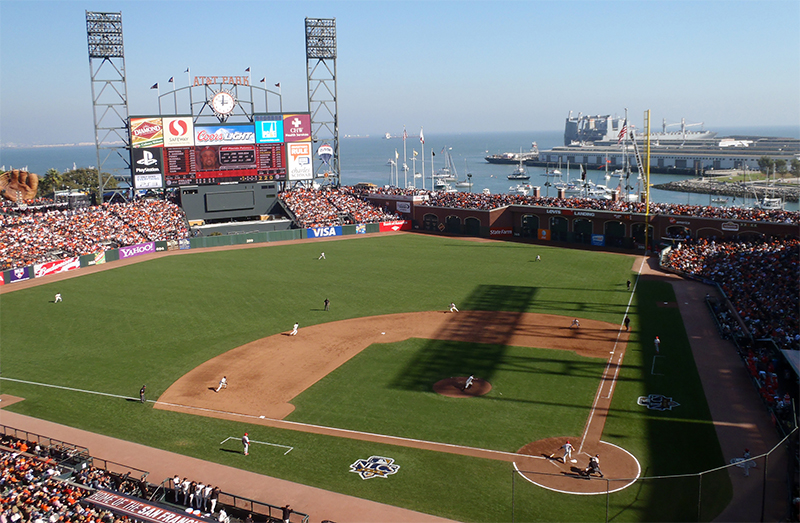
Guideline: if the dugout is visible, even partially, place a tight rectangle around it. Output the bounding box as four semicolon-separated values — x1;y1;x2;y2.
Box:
178;182;281;223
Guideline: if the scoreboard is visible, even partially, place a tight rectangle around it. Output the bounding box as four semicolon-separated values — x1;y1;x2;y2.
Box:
129;114;312;189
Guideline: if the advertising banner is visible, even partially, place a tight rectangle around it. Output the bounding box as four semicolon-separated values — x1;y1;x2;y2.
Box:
179;239;191;250
119;242;155;259
356;224;366;234
489;228;513;237
591;234;605;246
0;272;4;285
131;148;164;189
379;220;411;232
396;201;411;213
94;251;106;265
195;125;255;146
283;114;311;142
308;226;342;238
255;119;284;144
83;490;213;523
130;118;164;148
162;117;194;147
9;267;31;283
286;142;313;181
34;257;80;278
538;229;551;241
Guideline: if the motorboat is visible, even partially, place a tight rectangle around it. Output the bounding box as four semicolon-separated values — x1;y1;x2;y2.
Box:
509;184;532;196
753;197;783;210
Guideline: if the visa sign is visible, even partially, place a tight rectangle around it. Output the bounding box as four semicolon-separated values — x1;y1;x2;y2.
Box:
308;226;342;238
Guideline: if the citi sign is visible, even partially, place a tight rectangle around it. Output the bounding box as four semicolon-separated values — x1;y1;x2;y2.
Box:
308;226;342;238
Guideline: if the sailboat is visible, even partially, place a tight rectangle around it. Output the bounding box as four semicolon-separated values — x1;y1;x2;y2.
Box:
454;159;473;188
432;147;458;182
508;152;530;180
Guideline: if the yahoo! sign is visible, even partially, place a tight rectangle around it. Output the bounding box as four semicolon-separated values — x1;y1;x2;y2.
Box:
119;242;155;259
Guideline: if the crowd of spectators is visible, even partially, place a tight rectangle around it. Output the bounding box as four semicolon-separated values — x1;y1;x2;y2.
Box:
663;237;799;350
1;436;128;523
0;200;189;271
350;185;800;223
279;187;399;229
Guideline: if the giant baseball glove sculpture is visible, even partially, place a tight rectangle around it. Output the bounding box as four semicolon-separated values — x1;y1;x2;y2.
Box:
0;169;39;201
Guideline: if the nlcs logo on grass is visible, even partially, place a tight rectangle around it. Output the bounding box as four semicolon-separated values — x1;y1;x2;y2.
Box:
349;456;400;480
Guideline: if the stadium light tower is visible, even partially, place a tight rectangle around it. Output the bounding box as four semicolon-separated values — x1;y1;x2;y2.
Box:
86;11;130;200
305;18;340;187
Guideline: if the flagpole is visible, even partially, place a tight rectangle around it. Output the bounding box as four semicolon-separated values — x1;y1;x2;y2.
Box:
186;67;193;116
420;127;425;190
172;78;177;114
403;126;408;189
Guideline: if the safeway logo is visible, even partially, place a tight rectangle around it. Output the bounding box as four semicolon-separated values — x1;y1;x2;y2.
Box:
169;119;188;136
309;226;341;238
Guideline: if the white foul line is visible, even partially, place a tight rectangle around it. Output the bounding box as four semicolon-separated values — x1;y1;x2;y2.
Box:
219;436;293;455
578;256;645;454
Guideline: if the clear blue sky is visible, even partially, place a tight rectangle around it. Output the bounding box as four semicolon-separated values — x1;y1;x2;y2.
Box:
1;0;798;146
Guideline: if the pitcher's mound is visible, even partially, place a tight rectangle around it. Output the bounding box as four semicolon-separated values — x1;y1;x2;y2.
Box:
433;377;491;397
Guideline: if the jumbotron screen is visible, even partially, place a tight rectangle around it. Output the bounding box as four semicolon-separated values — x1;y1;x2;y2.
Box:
128;113;313;189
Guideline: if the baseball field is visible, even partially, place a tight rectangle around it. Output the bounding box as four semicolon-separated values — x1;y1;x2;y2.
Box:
0;233;731;521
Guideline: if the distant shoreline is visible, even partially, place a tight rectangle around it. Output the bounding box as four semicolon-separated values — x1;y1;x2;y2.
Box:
1;143;113;149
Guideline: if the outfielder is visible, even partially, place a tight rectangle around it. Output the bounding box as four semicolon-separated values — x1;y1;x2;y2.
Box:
449;302;459;313
318;252;326;260
215;376;227;392
242;433;250;456
54;293;62;303
290;322;299;336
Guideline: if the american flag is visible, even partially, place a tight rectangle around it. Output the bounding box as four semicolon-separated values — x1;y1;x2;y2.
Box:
403;127;407;140
617;121;627;144
419;128;424;144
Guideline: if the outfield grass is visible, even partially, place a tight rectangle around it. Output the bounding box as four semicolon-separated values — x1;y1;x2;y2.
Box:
0;234;731;521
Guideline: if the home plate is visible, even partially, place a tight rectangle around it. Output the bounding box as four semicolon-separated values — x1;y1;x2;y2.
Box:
381;332;385;335
570;459;578;463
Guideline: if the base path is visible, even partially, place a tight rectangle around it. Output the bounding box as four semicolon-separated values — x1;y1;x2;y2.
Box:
156;310;635;494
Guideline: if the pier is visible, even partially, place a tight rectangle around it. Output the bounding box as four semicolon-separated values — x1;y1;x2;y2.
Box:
653;178;799;203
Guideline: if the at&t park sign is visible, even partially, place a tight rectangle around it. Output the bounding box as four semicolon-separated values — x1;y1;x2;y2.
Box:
193;76;250;86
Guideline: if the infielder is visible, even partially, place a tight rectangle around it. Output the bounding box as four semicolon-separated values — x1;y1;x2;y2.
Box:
242;433;250;456
139;385;146;403
570;318;580;328
324;298;330;311
290;322;299;336
463;375;474;390
215;376;227;392
561;440;574;463
449;302;459;313
54;293;62;303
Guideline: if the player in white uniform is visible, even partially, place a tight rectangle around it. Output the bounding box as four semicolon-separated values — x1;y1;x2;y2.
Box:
290;322;299;336
54;293;62;303
318;252;326;260
242;433;250;456
571;318;580;328
561;440;574;463
215;376;227;392
463;375;474;390
449;302;459;313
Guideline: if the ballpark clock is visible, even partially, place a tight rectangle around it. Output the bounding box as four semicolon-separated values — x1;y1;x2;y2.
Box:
210;89;236;117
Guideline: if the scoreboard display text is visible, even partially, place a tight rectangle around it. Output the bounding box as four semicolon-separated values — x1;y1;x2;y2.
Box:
128;114;313;188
